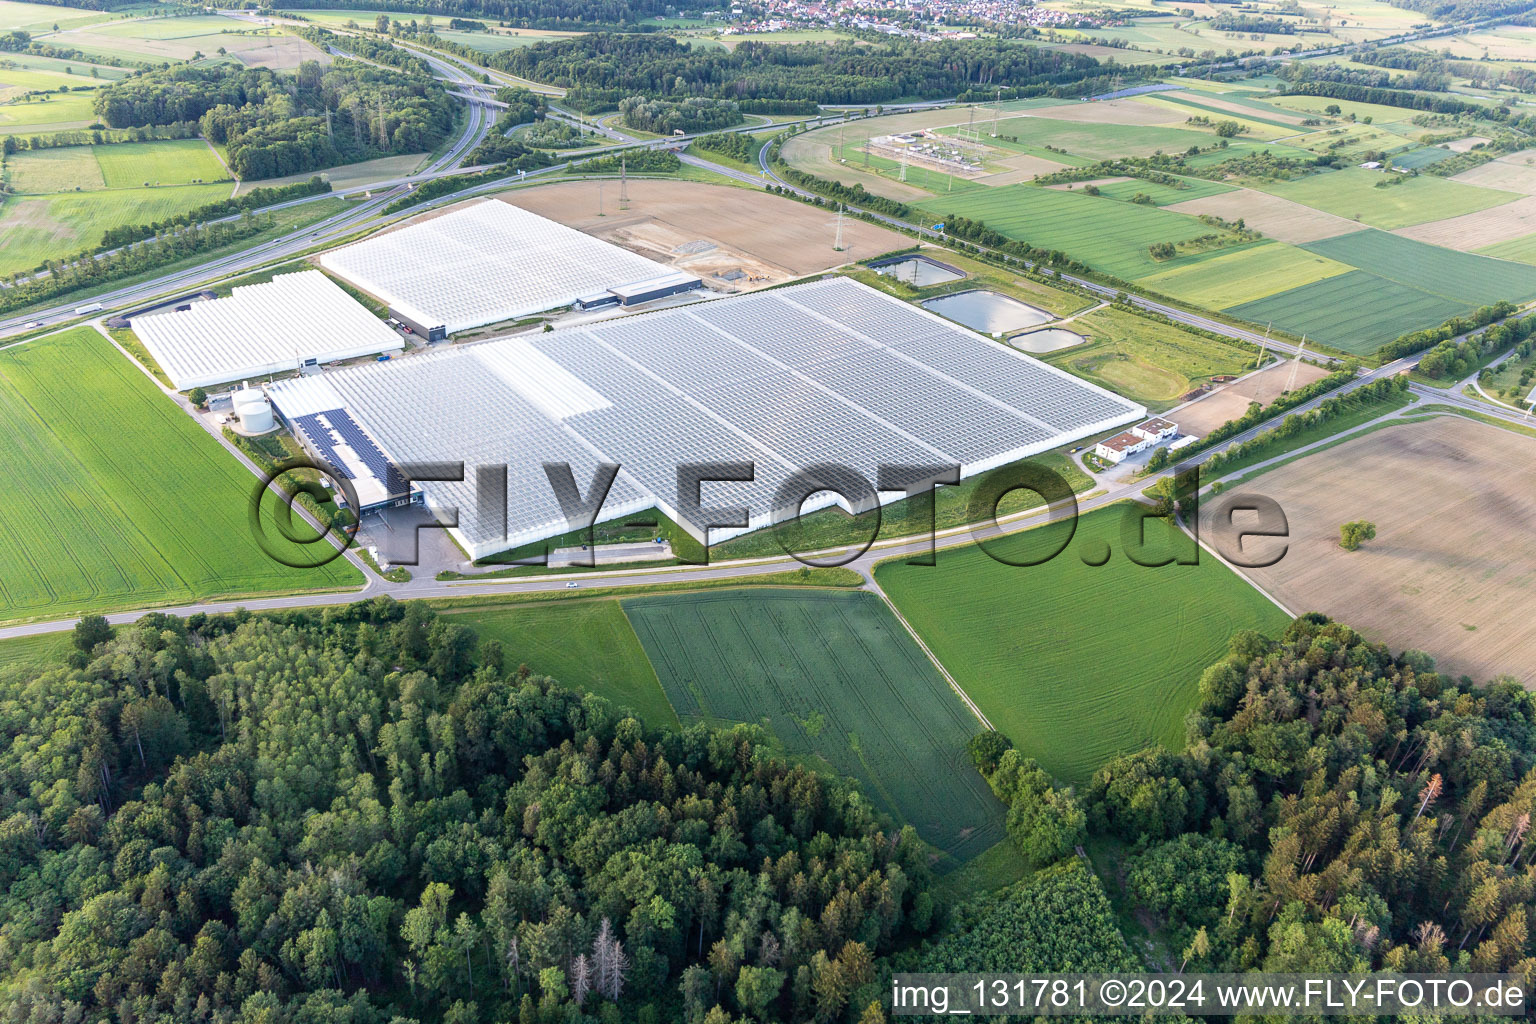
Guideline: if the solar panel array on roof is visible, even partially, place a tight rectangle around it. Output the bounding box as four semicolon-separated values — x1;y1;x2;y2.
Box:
132;271;403;390
317;200;675;335
269;277;1144;560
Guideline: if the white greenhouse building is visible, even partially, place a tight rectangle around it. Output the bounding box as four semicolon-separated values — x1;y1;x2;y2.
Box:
132;271;404;390
317;199;693;338
269;277;1145;560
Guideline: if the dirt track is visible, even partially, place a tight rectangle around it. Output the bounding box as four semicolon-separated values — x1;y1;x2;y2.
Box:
1209;416;1536;684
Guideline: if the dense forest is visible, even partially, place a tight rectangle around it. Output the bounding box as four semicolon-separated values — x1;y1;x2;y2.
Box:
1085;615;1536;975
490;34;1106;110
0;603;935;1023
618;95;742;134
91;58;455;179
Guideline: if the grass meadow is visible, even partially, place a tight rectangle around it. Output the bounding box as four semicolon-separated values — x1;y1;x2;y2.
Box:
0;182;230;275
94;138;229;186
1264;167;1518;230
0;89;98;133
1042;304;1256;409
625;588;1006;865
876;505;1292;786
0;327;360;624
443;598;678;728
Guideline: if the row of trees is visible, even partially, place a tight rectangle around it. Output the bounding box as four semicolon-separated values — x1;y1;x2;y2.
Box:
0;601;932;1022
1377;300;1519;361
0;120;201;155
1198;374;1410;476
1415;310;1535;379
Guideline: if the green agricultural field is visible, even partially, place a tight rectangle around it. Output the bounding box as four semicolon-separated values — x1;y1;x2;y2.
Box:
94;138;230;186
87;13;248;39
625;588;1005;864
1226;269;1467;354
0;632;71;681
1479;232;1536;266
1041;304;1256;409
0;67;102;98
875;505;1292;786
0;182;230;276
921;184;1220;280
444;599;678;728
1268;92;1418;124
1303;229;1536;306
0;51;129;79
1135;94;1296;139
430;28;547;51
0;0;112;32
1078;175;1235;206
988;112;1214;161
0;328;360;624
1390;145;1456;170
5;145;105;192
1134;240;1354;309
1264;166;1518;230
0;89;98;132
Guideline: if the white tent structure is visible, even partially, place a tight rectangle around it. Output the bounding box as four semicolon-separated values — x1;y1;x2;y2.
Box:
133;271;403;390
316;199;679;335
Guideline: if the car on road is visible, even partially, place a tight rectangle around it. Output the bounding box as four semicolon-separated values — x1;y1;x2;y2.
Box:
565;581;579;588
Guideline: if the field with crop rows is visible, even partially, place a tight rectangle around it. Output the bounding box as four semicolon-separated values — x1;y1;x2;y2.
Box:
625;588;1004;864
1302;228;1536;305
1134;239;1354;309
95;139;230;187
921;184;1218;280
0;328;360;623
1221;229;1536;352
445;599;678;728
1227;269;1467;353
0;183;229;275
1264;167;1518;230
1079;175;1235;206
1479;233;1536;266
875;506;1292;786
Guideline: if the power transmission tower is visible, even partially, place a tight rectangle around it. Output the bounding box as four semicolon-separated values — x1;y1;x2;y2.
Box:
597;179;604;217
1286;338;1307;392
1255;322;1271;369
898;151;908;181
833;203;845;251
991;87;1001;136
619;156;629;209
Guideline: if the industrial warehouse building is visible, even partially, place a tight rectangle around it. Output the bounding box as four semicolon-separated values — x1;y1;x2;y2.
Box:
269;277;1144;559
317;199;700;337
132;271;404;390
